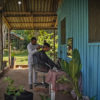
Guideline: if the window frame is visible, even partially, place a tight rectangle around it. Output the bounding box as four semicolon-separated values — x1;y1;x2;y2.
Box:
88;0;100;43
60;17;66;44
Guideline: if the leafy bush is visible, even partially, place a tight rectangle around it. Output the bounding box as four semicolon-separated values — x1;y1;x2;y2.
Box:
4;77;24;96
56;75;70;84
69;49;82;98
60;60;69;74
58;49;82;99
40;94;50;100
90;96;96;100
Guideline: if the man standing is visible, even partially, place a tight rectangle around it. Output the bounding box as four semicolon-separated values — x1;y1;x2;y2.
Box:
27;37;41;89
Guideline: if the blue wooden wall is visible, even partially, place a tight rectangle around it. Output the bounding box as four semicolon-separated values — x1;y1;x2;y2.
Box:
57;0;100;99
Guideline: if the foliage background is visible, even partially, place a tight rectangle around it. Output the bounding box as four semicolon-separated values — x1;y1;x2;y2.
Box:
12;30;58;51
3;30;58;65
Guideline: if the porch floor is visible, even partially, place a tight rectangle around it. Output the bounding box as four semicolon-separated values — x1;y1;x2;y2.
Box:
0;68;74;100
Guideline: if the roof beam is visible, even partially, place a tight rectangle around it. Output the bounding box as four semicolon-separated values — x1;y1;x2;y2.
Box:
12;27;57;30
2;16;11;29
6;16;57;19
4;12;31;15
3;12;57;17
9;21;55;24
5;15;57;17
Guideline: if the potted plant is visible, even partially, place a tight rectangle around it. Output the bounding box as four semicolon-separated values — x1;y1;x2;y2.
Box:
58;49;89;100
40;94;50;100
68;49;82;100
4;77;33;100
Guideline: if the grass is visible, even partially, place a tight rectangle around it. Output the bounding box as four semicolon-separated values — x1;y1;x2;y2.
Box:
3;49;55;65
14;56;28;65
3;49;28;65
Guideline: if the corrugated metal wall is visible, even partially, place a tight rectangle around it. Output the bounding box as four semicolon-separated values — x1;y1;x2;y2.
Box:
57;0;100;99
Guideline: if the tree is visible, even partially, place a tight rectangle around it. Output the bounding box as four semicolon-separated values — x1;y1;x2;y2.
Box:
11;30;58;59
37;30;58;59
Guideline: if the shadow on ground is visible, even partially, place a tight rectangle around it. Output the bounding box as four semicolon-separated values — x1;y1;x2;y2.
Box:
0;68;74;100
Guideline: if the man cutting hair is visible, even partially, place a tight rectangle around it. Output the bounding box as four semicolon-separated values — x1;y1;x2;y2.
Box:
27;37;42;89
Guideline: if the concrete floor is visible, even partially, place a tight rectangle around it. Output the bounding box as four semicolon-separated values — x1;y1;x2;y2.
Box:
0;68;74;100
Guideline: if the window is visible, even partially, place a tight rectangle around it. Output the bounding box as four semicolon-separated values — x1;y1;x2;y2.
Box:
89;0;100;42
61;18;66;44
67;38;73;58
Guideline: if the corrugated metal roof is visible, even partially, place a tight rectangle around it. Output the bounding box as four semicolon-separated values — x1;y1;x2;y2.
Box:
2;0;59;30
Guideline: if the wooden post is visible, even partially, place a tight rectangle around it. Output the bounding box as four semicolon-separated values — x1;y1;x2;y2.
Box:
53;30;56;62
0;10;3;71
8;29;11;67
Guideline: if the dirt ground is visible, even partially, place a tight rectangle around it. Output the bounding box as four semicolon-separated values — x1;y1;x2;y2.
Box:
0;68;74;100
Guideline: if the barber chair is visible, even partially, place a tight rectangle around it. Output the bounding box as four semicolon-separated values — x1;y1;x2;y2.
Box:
34;63;51;88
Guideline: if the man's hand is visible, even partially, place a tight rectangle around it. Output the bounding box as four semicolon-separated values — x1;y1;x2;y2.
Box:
36;45;42;50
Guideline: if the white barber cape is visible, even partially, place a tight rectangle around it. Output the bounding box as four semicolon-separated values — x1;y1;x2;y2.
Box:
27;42;39;64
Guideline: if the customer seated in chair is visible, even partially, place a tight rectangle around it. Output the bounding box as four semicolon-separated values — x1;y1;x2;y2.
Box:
33;42;58;72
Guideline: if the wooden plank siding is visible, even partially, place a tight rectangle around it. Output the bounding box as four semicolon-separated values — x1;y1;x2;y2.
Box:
57;0;100;99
